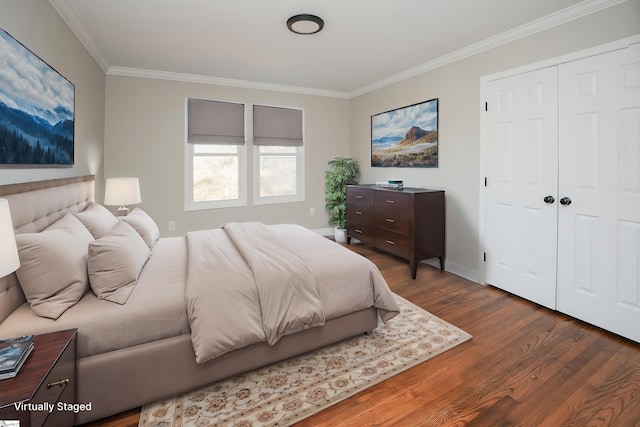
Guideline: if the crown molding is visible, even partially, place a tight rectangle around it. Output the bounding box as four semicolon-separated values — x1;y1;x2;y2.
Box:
48;0;110;72
50;0;627;99
106;67;351;99
349;0;629;97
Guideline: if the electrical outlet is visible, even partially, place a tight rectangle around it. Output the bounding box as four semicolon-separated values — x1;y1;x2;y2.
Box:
168;220;176;231
309;207;315;216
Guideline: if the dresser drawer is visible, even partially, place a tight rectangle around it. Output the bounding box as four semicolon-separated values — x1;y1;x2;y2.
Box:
347;223;374;244
374;210;410;233
375;229;410;259
347;187;374;206
374;190;410;212
347;206;373;225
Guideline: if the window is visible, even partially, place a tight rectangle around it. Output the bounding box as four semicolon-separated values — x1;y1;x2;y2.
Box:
252;105;305;204
185;99;246;210
185;100;304;210
190;144;245;203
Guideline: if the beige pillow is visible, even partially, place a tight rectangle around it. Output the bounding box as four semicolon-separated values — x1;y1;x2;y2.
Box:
15;214;94;319
88;221;150;304
121;208;160;249
73;202;118;239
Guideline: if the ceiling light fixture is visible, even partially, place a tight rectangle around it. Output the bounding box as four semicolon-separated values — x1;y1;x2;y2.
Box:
287;14;324;35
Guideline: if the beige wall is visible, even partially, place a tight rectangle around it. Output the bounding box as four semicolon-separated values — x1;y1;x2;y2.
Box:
349;1;640;281
0;0;105;188
104;76;350;236
2;0;638;283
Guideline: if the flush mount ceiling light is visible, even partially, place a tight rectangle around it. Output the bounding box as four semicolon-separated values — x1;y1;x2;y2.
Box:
287;14;324;35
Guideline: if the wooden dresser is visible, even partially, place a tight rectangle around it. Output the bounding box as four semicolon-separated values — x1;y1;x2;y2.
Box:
346;184;445;279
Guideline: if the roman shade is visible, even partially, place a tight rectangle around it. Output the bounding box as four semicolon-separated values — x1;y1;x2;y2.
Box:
188;99;245;144
253;105;303;147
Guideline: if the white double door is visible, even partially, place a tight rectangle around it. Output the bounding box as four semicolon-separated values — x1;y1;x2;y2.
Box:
485;45;640;342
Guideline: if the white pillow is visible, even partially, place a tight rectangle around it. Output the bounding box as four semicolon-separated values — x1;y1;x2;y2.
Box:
73;202;118;239
121;208;160;249
88;221;150;304
16;214;94;319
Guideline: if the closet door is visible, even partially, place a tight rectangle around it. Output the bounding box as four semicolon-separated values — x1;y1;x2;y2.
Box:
557;45;640;342
485;67;559;309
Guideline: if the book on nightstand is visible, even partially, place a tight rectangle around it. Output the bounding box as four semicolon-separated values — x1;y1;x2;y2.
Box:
0;335;34;380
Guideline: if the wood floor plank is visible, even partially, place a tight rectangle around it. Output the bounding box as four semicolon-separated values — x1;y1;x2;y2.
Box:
83;243;640;427
518;333;619;426
559;361;640;426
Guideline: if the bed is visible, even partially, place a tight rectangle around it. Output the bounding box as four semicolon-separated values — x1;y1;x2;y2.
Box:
0;175;399;424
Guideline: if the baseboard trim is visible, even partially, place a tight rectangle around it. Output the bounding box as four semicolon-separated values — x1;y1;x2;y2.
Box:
311;227;335;237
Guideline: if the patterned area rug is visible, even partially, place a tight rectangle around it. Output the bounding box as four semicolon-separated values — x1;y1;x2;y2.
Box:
139;296;471;427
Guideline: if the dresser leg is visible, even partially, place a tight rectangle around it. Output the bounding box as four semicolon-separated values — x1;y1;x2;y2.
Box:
439;256;445;271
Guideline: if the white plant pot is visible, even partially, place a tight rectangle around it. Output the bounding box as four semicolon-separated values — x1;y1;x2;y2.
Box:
334;227;347;243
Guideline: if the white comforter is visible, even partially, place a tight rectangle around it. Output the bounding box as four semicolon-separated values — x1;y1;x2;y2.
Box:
185;223;399;364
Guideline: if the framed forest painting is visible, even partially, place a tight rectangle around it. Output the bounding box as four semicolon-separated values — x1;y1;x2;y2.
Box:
0;27;74;166
371;98;438;168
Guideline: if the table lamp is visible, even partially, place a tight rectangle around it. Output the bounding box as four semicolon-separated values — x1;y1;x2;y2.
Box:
104;177;141;215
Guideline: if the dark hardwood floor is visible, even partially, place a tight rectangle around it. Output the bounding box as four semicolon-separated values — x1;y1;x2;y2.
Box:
84;243;640;427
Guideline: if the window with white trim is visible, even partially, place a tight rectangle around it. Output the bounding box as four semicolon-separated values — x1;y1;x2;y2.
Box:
185;99;247;210
252;105;305;204
185;100;304;210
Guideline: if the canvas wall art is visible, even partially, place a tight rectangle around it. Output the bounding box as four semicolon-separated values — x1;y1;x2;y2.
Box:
0;27;74;166
371;98;438;168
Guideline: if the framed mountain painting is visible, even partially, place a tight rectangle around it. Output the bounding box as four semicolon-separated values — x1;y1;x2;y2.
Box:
0;27;74;166
371;98;438;168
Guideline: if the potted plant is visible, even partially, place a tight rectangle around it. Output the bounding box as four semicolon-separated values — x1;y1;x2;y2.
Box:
325;156;360;242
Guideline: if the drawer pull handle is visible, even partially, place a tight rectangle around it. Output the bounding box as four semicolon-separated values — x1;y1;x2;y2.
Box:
385;218;395;223
355;229;363;234
385;200;396;204
47;378;70;389
385;240;396;245
355;211;363;215
355;195;363;199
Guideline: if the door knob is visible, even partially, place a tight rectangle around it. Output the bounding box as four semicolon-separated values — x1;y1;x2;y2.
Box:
544;196;555;204
559;197;572;206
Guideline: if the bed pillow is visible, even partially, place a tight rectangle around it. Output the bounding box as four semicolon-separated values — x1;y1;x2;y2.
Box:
15;214;94;319
87;220;151;304
121;208;160;249
73;202;118;239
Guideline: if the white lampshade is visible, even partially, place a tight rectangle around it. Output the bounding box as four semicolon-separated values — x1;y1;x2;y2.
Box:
0;199;20;278
104;178;141;213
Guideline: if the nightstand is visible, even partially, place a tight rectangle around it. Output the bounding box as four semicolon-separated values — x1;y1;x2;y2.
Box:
0;329;77;427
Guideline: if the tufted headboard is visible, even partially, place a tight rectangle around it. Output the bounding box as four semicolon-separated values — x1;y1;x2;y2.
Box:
0;175;95;322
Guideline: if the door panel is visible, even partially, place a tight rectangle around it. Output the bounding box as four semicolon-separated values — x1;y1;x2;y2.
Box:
485;67;559;309
557;45;640;342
